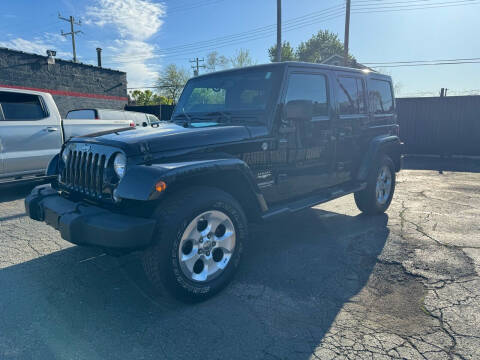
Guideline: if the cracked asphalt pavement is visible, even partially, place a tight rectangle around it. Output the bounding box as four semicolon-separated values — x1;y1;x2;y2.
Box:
1;158;479;359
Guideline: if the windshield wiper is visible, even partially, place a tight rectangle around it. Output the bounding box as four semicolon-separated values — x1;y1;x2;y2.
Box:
173;108;193;127
205;111;232;123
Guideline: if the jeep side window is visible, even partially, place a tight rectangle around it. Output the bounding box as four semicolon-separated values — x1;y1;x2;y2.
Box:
0;91;47;121
337;76;366;115
369;79;394;114
285;73;328;118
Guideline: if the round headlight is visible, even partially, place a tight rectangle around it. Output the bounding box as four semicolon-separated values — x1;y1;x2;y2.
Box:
113;153;127;179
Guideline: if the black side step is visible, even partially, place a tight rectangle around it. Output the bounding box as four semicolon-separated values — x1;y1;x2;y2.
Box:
261;182;367;220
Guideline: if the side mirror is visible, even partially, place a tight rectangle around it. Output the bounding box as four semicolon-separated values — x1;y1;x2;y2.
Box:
142;122;148;127
285;100;313;121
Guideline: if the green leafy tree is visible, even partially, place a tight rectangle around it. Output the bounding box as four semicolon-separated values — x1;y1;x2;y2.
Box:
268;30;356;65
156;64;190;104
268;41;297;62
296;30;354;64
129;90;174;105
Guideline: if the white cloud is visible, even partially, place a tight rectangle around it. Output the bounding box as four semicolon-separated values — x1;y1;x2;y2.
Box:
0;36;72;59
85;0;165;89
86;0;164;40
42;32;67;44
104;39;160;88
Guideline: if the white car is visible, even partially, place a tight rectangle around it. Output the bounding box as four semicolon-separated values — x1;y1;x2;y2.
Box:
66;108;160;127
0;88;136;184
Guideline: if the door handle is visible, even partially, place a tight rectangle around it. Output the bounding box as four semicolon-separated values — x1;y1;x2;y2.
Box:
44;127;59;132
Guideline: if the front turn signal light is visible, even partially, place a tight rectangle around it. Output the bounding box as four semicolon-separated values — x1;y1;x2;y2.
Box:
155;181;167;193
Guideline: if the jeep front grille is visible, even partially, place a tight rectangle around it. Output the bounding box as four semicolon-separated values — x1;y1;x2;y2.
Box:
59;144;117;200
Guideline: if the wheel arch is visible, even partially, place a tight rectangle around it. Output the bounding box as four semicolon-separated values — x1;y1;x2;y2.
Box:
356;135;402;181
115;159;267;222
164;169;266;222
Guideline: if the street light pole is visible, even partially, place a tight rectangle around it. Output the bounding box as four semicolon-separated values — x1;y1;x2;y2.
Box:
276;0;282;62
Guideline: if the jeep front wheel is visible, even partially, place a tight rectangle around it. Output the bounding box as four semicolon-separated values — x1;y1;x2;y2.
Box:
354;155;396;214
142;187;247;302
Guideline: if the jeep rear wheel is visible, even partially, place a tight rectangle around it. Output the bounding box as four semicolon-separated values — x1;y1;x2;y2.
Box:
354;155;396;215
142;187;247;302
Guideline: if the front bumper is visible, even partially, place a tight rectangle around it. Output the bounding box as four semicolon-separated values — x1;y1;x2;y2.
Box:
25;185;156;250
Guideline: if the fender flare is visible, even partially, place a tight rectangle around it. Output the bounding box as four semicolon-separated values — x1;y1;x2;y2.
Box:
356;135;402;181
115;158;266;211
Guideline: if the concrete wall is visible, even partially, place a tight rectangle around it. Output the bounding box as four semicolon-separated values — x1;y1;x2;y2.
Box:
0;47;127;117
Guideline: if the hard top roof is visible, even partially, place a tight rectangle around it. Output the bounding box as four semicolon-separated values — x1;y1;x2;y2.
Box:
194;61;391;80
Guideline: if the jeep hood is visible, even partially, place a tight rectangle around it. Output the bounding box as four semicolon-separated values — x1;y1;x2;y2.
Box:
70;122;251;155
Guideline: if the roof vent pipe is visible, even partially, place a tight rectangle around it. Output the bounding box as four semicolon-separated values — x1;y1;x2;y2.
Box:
96;47;102;67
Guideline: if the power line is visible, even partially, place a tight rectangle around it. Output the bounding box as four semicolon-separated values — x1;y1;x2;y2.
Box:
151;0;478;60
364;57;480;65
371;60;480;67
103;0;479;64
167;0;227;14
352;0;478;10
352;0;480;13
113;6;346;62
103;9;345;63
151;0;477;56
149;3;344;46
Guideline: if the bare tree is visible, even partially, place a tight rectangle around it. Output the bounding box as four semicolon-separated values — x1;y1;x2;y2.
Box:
156;64;190;103
206;51;229;72
230;49;256;68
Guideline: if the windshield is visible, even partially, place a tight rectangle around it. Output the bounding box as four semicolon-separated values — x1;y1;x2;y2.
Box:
173;67;282;124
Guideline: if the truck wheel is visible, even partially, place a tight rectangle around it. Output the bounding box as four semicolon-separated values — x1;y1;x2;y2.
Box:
143;187;247;302
354;155;396;215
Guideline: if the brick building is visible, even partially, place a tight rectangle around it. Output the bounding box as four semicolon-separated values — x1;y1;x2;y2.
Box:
0;47;128;117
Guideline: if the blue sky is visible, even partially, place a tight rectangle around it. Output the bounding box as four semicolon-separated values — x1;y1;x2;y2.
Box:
0;0;479;96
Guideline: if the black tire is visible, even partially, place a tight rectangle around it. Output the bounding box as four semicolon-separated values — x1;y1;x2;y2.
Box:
354;154;396;215
142;186;247;302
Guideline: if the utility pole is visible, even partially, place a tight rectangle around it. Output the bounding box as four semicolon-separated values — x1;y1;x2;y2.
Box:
276;0;282;62
190;58;205;76
59;14;82;63
344;0;351;66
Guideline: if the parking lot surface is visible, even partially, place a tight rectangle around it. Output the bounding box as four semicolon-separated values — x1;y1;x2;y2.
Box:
1;159;479;360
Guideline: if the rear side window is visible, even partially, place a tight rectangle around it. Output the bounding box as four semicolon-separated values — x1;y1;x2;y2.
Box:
135;113;147;123
0;91;47;121
148;114;159;123
66;109;96;119
337;77;366;115
124;112;147;123
369;79;394;114
285;73;328;117
100;110;126;120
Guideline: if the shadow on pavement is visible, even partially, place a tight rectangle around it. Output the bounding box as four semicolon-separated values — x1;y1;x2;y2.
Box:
0;183;38;203
0;208;389;359
404;155;480;173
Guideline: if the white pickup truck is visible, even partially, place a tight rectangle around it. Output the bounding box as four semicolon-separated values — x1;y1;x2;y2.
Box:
0;87;135;184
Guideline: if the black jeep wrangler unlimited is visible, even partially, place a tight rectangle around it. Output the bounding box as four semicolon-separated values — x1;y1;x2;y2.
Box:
25;62;402;301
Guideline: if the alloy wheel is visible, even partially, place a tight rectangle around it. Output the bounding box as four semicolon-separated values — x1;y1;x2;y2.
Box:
178;210;236;282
